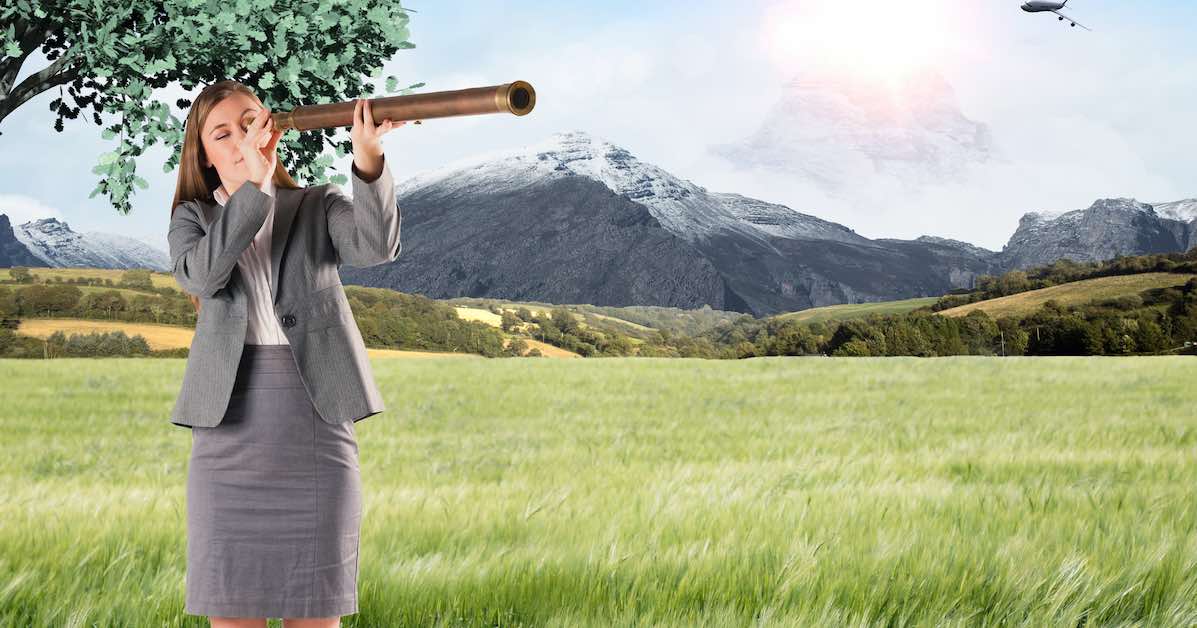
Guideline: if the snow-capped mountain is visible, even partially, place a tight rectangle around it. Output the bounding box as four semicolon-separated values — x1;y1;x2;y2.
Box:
709;69;996;193
395;130;869;248
996;198;1195;271
0;214;47;268
348;130;1002;316
3;129;1191;317
10;217;170;271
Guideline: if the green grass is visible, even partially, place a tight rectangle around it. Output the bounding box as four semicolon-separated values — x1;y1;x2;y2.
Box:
777;296;941;324
2;355;1196;626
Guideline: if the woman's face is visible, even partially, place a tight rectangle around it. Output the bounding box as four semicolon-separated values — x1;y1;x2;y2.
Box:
199;92;264;192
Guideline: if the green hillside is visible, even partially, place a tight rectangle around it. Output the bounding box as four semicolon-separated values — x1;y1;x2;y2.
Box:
937;272;1197;319
775;296;940;324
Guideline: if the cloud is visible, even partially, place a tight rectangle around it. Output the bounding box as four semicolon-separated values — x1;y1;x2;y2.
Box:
0;194;65;226
671;0;1197;251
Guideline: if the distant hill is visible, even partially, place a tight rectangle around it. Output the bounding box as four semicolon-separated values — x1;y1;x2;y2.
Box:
0;267;598;358
937;272;1196;320
764;271;1196;325
775;296;940;325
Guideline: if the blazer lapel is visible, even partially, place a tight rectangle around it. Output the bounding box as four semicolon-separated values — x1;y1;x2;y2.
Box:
196;185;303;304
269;185;302;304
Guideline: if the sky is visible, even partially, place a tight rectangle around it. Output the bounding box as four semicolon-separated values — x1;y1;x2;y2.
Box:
0;0;1194;253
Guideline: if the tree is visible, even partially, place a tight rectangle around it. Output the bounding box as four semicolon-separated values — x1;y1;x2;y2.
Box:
996;318;1028;356
84;289;126;319
828;319;887;356
118;268;153;291
549;307;580;336
0;0;421;213
832;339;871;357
505;337;528;356
8;267;32;283
499;310;521;332
996;270;1030;296
1132;317;1169;353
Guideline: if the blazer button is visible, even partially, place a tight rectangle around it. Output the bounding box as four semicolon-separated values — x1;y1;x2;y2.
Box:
281;314;296;328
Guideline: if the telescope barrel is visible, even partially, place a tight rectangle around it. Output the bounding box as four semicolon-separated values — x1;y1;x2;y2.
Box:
273;80;535;132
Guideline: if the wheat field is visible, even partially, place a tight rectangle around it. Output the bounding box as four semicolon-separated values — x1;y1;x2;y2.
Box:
1;355;1195;626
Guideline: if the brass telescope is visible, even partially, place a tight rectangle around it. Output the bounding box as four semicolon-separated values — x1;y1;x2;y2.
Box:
272;80;535;131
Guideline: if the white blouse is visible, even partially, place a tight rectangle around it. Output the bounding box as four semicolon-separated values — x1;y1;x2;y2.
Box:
213;177;290;345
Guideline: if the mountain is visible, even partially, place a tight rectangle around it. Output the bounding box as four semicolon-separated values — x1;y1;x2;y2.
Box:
996;198;1195;271
3;131;1191;318
9;217;170;271
339;130;1000;317
0;214;48;268
709;69;996;193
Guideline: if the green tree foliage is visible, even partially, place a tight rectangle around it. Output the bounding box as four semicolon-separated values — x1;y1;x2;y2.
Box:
504;337;528;357
7;284;83;316
344;288;507;357
117;268;153;291
699;269;1197;358
0;0;421;213
8;267;32;283
45;329;151;357
0;327;152;358
500;310;522;332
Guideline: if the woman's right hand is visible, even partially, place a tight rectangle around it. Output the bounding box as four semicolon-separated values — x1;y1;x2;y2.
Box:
239;108;283;188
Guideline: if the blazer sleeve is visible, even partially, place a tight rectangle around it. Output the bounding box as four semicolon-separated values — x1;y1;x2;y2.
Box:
169;181;273;298
325;155;402;268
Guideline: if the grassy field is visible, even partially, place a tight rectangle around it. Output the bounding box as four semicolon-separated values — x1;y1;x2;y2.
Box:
0;267;180;291
938;273;1196;319
777;296;941;324
1;355;1195;626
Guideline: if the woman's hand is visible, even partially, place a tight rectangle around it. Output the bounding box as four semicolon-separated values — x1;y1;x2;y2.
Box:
239;107;283;188
351;98;405;181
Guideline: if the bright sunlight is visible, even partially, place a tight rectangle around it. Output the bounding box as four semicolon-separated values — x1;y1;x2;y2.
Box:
760;0;973;88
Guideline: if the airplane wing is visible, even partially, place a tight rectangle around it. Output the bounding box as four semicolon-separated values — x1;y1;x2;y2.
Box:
1051;10;1092;31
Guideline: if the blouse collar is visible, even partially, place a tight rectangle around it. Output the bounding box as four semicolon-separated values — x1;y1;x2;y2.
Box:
213;176;276;207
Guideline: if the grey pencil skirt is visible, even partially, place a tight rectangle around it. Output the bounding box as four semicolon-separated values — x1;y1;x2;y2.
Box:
185;343;361;618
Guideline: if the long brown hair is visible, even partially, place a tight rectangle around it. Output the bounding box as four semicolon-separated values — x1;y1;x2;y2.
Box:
170;79;302;314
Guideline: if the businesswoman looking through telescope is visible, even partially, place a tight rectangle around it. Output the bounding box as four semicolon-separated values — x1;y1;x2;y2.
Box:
168;79;404;626
167;78;534;626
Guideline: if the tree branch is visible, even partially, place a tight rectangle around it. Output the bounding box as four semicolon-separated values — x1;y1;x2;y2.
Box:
0;38;80;123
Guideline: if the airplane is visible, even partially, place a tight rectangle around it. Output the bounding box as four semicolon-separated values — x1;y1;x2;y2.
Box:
1021;1;1091;31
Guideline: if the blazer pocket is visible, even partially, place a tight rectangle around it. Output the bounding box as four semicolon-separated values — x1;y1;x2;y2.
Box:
304;285;351;331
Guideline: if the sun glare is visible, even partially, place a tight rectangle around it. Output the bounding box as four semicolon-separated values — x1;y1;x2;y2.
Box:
761;0;965;88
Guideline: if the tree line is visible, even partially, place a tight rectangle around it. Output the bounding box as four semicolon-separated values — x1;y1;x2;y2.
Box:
4;249;1196;360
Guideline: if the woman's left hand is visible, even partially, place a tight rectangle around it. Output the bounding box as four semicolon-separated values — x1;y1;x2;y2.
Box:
351;98;406;181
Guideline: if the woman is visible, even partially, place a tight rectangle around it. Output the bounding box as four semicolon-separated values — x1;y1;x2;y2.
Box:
168;79;404;627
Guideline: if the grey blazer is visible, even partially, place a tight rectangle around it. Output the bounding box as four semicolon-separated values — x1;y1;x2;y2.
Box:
168;158;401;428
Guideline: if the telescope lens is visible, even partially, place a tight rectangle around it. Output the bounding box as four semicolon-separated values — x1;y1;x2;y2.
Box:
510;88;531;111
